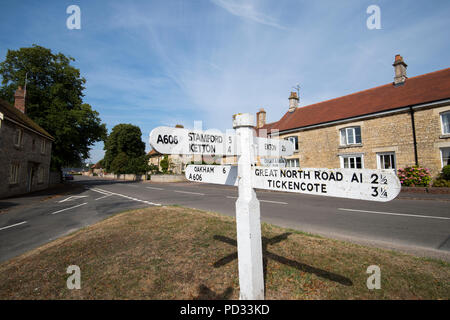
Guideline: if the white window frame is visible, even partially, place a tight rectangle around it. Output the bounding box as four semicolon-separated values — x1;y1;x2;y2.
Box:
340;126;362;146
14;128;23;147
286;158;299;168
285;136;299;152
41;139;46;154
340;154;364;169
10;163;20;184
440;111;450;135
38;166;45;184
377;152;396;170
440;147;450;168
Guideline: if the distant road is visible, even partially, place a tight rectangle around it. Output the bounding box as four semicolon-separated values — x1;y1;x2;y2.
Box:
0;175;449;263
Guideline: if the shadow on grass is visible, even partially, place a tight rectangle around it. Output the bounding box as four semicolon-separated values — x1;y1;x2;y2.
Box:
193;285;234;300
213;233;353;288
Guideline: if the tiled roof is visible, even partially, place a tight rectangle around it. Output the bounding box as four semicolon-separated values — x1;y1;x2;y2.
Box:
261;67;450;134
0;98;54;140
147;148;161;157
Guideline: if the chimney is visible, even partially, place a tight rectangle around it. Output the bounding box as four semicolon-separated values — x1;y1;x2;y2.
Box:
14;86;26;113
393;54;407;85
288;91;299;112
256;108;266;128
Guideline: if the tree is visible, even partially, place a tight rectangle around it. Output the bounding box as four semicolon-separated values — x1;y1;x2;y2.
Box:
127;154;151;175
0;45;107;170
160;155;170;173
103;123;148;174
110;152;129;175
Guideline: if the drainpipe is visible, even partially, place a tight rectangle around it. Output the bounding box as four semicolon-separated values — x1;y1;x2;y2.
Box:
409;107;419;166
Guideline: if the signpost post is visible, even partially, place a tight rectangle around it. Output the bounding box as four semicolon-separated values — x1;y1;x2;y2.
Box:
150;113;402;300
232;113;264;300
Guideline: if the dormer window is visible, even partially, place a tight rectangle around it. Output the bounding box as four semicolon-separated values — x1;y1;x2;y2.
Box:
340;126;362;146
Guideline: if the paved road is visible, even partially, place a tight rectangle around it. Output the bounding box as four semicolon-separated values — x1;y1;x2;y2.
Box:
1;175;449;263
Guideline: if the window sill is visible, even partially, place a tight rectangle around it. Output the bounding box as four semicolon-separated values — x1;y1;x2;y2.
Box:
439;134;450;139
338;143;363;149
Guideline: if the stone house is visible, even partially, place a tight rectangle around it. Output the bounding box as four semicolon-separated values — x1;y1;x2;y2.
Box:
255;55;450;178
0;87;54;198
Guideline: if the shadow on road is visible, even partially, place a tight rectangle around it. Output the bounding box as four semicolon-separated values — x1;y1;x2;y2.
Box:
0;183;85;212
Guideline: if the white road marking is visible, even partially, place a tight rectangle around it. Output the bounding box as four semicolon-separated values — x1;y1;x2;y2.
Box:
260;199;288;205
91;188;161;206
90;188;112;196
50;203;88;215
174;190;205;196
95;194;112;201
0;221;27;231
146;186;164;190
58;195;89;203
226;196;287;205
338;208;450;220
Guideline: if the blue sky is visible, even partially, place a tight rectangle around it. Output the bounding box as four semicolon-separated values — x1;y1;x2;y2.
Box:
1;0;449;163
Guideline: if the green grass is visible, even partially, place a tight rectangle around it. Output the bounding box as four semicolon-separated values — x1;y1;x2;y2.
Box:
0;205;448;300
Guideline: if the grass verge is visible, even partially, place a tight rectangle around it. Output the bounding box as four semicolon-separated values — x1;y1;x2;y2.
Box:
0;206;448;299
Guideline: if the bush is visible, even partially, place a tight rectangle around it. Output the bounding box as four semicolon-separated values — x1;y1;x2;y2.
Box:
432;165;450;187
160;155;170;173
432;178;450;188
442;165;450;180
397;166;431;187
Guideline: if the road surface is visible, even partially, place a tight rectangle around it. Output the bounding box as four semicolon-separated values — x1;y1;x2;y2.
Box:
0;175;449;263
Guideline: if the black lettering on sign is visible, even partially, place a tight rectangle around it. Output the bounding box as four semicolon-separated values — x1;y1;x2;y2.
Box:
314;171;320;180
371;186;378;197
267;179;327;193
189;144;216;153
351;173;362;183
157;134;178;144
188;173;202;181
371;174;378;184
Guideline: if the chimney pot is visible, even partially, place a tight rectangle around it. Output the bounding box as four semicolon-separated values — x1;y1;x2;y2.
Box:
256;108;266;128
288;91;299;112
14;86;26;113
393;54;407;85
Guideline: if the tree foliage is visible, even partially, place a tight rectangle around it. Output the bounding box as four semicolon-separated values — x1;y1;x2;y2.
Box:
104;123;149;174
160;155;170;173
0;45;107;169
110;152;129;175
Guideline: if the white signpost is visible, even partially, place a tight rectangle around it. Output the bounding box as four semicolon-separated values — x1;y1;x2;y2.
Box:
149;126;294;156
150;113;401;300
260;157;286;168
185;165;401;202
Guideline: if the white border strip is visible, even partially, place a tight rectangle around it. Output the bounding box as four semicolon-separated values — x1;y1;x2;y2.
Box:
338;208;450;220
50;203;88;215
174;190;205;196
91;188;161;206
226;196;287;205
0;221;27;231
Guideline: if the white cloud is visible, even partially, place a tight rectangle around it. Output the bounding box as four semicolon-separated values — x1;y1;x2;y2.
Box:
210;0;286;30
